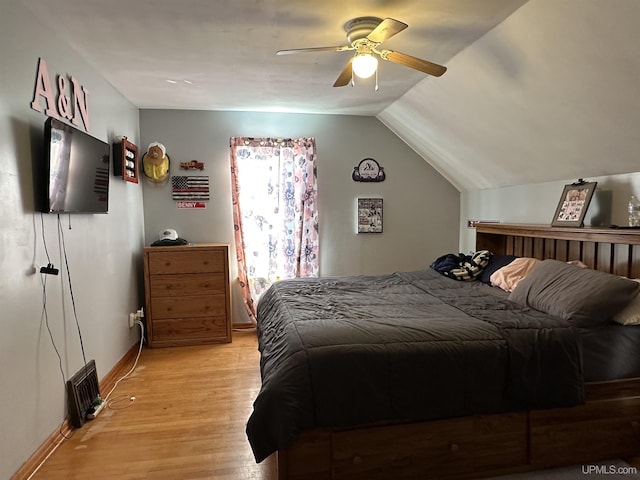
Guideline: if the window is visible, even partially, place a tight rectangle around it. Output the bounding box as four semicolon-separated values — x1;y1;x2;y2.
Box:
230;137;319;321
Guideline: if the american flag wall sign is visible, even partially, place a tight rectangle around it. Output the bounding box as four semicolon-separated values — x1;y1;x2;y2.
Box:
171;175;210;201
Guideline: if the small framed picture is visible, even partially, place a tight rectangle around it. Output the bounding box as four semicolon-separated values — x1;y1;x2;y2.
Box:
357;198;383;233
551;181;597;227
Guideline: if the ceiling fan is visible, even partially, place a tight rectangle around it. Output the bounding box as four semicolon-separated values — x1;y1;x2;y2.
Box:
276;17;447;88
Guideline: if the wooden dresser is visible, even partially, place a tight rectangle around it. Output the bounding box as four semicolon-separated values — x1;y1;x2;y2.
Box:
143;243;232;347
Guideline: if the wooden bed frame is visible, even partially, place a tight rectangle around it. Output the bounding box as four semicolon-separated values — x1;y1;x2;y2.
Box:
275;224;640;480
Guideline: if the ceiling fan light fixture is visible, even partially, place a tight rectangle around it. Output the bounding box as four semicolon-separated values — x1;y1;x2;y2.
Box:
352;53;378;79
277;17;447;87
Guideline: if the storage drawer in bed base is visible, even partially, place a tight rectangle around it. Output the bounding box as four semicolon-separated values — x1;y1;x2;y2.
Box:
278;381;640;480
530;396;640;468
279;412;530;480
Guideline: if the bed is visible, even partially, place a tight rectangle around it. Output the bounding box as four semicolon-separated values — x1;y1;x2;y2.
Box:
246;223;640;480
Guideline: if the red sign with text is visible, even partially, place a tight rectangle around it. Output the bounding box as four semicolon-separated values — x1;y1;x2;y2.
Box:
176;201;206;209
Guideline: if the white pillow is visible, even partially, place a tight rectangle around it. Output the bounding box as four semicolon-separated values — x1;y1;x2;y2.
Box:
612;279;640;325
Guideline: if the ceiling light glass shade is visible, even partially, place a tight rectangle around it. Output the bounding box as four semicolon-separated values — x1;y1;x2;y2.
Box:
352;53;378;79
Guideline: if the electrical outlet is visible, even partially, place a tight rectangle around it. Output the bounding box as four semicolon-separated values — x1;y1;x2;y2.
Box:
129;313;136;328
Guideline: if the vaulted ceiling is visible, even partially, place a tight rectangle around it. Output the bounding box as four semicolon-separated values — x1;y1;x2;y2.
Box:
379;0;640;191
20;0;640;191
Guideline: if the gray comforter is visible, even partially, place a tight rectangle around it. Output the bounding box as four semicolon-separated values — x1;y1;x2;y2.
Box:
246;269;584;462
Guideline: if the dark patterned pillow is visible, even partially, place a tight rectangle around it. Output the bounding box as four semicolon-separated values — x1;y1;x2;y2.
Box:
431;250;491;281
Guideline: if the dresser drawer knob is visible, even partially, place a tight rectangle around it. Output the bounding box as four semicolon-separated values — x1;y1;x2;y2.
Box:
449;443;459;452
352;455;362;465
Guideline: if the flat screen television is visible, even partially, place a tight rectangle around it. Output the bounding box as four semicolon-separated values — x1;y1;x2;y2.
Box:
40;117;110;214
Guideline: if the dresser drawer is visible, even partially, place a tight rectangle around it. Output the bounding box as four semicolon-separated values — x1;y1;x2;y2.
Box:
151;316;229;346
149;273;226;297
143;244;232;346
151;294;227;319
147;249;225;274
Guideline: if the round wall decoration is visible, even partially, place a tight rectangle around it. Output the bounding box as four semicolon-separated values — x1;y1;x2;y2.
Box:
352;158;385;182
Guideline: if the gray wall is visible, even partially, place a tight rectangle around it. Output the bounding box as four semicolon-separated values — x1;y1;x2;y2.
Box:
2;4;460;475
0;3;143;478
460;173;640;253
140;110;460;323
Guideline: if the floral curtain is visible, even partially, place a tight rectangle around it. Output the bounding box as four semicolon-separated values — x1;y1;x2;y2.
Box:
230;137;319;322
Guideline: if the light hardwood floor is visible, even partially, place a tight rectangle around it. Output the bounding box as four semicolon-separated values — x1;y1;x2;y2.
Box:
26;330;640;480
31;330;277;480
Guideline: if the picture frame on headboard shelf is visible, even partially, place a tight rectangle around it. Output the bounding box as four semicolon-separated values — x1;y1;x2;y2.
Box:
551;180;597;227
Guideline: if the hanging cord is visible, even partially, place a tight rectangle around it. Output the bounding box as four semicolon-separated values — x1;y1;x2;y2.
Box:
57;215;88;368
56;214;94;424
39;216;72;441
40;275;66;384
39;272;72;440
40;213;51;265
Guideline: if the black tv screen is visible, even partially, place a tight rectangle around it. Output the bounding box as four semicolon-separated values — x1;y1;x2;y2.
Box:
42;117;110;214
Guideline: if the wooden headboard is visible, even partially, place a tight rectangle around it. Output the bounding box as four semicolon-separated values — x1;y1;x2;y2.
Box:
475;223;640;279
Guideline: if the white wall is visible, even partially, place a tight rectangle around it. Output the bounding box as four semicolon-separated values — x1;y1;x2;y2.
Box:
0;3;143;478
460;172;640;253
139;110;460;323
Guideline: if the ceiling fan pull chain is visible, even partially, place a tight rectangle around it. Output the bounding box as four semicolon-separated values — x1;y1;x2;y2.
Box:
375;68;379;92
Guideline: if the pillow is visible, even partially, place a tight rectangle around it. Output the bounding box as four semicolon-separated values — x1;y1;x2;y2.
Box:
612;279;640;325
489;257;541;292
566;260;588;268
508;259;640;327
477;254;518;284
491;258;586;292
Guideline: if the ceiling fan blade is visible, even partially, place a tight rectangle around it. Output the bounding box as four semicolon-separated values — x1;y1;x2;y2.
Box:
333;57;354;87
381;50;447;77
277;45;351;55
366;18;408;44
